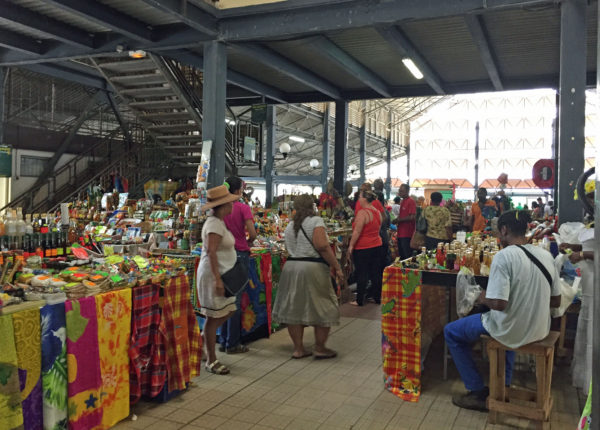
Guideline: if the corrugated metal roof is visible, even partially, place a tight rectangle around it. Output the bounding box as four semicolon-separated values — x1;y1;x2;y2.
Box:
399;16;489;83
326;27;416;87
265;39;365;90
0;19;52;40
99;0;180;26
12;0;108;32
587;2;598;72
226;49;317;93
483;7;560;79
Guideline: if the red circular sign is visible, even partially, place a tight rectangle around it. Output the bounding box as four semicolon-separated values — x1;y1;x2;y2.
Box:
532;159;555;188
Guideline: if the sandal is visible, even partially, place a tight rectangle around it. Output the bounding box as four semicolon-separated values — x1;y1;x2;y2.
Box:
314;349;337;360
291;351;312;359
205;360;230;375
226;344;249;354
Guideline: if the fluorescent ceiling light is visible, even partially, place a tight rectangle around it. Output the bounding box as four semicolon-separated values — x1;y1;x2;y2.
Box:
225;118;236;125
402;58;424;80
289;135;305;143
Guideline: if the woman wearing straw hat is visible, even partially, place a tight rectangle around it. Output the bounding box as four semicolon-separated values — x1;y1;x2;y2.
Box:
197;184;240;375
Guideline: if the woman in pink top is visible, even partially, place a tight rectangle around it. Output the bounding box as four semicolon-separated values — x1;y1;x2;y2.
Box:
221;176;257;354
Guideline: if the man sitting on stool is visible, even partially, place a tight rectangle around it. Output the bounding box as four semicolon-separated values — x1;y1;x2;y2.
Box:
444;210;561;411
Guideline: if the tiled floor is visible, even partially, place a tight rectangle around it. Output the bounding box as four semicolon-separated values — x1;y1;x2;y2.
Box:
114;304;581;430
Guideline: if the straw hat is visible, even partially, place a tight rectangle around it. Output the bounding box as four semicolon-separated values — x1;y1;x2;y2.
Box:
200;185;239;212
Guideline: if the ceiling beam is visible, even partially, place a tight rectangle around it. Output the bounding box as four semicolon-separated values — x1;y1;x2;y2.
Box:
138;0;217;36
0;0;94;48
229;43;341;100
165;49;289;104
0;26;212;66
0;29;43;55
44;0;154;43
219;0;556;41
376;26;445;95
20;62;112;91
306;36;391;98
464;14;503;91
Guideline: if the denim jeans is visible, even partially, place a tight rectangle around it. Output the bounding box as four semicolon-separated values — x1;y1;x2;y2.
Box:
219;250;250;349
444;313;515;392
397;237;412;260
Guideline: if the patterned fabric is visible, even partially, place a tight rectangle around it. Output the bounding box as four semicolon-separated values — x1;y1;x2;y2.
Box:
41;302;68;430
0;314;23;430
96;289;132;428
129;284;166;403
258;252;273;334
13;308;43;430
423;205;452;240
579;383;592;430
162;275;202;393
241;257;269;340
381;267;422;402
65;297;102;430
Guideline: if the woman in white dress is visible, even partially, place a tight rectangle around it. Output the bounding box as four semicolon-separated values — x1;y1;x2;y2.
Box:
197;185;240;375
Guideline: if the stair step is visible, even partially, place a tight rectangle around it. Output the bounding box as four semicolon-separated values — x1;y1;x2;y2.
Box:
129;100;185;110
98;59;157;73
149;123;199;132
162;144;203;151
111;73;167;86
121;86;173;98
140;111;191;121
156;134;201;143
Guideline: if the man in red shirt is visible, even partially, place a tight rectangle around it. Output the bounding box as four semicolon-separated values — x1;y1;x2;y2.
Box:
394;184;416;260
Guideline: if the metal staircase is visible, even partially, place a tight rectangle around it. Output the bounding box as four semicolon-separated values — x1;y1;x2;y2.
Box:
1;124;171;213
92;55;205;166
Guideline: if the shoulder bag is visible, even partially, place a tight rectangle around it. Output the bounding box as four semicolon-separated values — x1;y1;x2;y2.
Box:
221;258;249;297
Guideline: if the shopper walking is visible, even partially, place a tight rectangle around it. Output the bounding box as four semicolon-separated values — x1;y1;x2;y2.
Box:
272;194;343;359
348;190;383;306
394;184;416;260
220;177;257;354
196;185;240;375
423;192;452;250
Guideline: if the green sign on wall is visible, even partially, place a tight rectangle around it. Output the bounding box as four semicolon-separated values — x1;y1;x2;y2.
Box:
0;146;12;178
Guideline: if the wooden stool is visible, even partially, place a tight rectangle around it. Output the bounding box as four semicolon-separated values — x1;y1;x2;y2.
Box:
486;331;560;430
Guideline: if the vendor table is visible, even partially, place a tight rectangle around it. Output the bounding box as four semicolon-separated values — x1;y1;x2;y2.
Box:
0;274;200;430
381;266;488;402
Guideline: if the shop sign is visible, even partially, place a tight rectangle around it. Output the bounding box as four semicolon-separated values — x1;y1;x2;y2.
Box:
251;103;267;124
0;146;12;177
532;159;554;188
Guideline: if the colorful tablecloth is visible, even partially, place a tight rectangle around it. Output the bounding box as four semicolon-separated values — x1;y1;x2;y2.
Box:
96;289;132;428
41;302;68;430
381;267;422;402
0;314;24;430
66;297;103;430
241;255;271;342
162;275;202;393
129;283;167;403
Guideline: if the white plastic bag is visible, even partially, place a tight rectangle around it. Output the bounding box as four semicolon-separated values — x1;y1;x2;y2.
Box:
556;222;586;245
550;253;581;318
456;269;482;318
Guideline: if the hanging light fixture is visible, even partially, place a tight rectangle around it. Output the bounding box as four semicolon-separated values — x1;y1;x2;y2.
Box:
278;142;291;159
309;159;319;169
128;50;147;59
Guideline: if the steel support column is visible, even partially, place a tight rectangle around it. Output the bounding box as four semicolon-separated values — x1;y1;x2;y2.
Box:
104;91;133;148
592;2;600;428
359;101;366;185
385;109;392;199
321;104;330;190
558;0;587;223
333;101;348;194
265;105;275;206
475;121;480;193
203;41;227;188
0;67;6;146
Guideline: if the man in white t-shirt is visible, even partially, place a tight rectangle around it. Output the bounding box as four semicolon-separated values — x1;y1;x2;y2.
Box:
444;210;561;411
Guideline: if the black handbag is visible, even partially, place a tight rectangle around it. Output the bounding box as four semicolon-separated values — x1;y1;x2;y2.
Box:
221;260;249;297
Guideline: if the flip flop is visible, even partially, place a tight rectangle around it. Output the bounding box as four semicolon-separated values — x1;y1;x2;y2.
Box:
226;344;250;354
291;351;312;359
314;350;337;360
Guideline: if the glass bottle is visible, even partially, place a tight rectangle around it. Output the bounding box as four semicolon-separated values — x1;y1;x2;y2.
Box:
472;249;481;275
0;214;5;236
